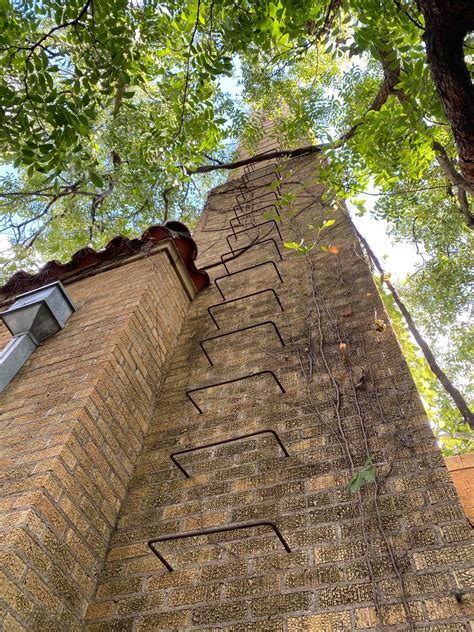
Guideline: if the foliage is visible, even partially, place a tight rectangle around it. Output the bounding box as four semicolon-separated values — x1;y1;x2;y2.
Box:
283;218;335;254
347;457;376;494
0;0;249;271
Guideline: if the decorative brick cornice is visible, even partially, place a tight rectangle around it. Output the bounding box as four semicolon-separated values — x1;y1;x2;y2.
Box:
0;222;209;301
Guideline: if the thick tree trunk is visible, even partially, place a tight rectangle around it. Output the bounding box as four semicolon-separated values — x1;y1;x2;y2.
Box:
417;0;474;186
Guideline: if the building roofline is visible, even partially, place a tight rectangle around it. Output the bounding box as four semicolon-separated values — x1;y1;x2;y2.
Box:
0;224;209;306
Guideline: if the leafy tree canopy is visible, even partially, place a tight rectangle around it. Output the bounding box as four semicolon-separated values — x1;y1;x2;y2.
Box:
0;0;472;452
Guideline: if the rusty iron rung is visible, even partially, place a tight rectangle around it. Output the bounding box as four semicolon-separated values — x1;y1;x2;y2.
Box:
230;205;281;237
243;160;282;177
243;142;281;155
239;179;282;198
242;168;281;186
242;145;282;165
238;176;281;192
232;198;247;218
235;192;279;210
236;189;280;207
148;520;291;572
252;140;281;150
220;238;282;274
239;184;282;202
233;201;281;218
208;288;284;330
186;370;285;414
230;205;281;235
215;261;283;300
170;429;290;478
226;220;283;254
199;320;285;365
232;184;280;214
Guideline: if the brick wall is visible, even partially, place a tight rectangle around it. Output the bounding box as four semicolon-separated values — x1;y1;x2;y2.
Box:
85;151;474;630
445;454;474;524
0;248;192;630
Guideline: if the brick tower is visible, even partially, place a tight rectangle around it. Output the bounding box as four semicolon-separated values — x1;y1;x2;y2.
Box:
1;122;473;630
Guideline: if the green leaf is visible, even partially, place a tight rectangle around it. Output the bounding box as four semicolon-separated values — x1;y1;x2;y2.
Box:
348;458;376;494
89;170;105;188
284;241;302;250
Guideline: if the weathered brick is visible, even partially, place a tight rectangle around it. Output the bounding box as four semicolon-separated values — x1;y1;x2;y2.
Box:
225;621;284;632
288;611;352;631
200;560;248;580
85;618;134;632
253;551;308;573
136;610;190;631
0;570;34;620
314;541;366;563
284;565;348;589
146;569;196;590
317;582;373;607
224;574;280;598
115;591;166;615
2;613;29;632
84;601;115;620
96;577;144;599
168;583;221;606
425;596;462;620
0;549;27;580
0;252;192;628
192;602;248;625
354;607;378;629
251;591;313;616
24;570;62;614
413;544;474;571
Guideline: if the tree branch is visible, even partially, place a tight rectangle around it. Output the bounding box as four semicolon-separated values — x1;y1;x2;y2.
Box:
267;0;343;76
202;153;224;165
352;220;474;429
161;186;173;223
175;0;202;140
377;47;474;229
1;0;92;60
433;141;474;228
188;144;323;174
433;141;474;197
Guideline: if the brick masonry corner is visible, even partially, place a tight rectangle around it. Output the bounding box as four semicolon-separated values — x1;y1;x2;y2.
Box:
0;251;192;630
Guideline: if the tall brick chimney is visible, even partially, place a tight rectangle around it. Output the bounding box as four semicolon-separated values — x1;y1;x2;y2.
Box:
1;124;473;631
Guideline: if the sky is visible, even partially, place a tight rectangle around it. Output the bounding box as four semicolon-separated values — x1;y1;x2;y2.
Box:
0;234;10;256
349;201;419;282
0;164;14;258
